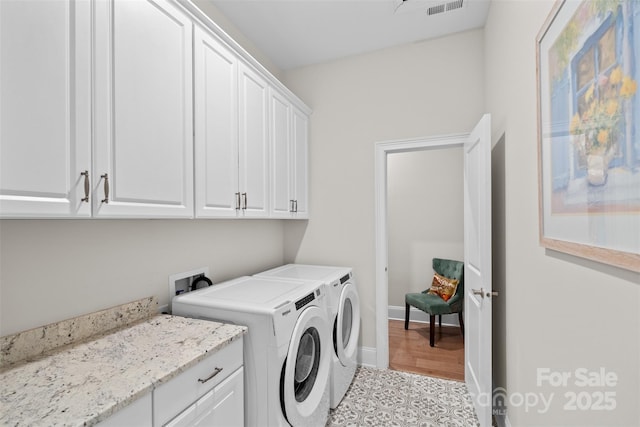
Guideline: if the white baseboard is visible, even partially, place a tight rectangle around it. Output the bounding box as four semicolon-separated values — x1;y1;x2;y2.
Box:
357;346;377;368
388;305;460;327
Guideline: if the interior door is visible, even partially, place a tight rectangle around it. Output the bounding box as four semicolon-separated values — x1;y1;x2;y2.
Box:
464;114;493;426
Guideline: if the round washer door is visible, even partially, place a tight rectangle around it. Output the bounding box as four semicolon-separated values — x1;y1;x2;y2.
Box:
335;282;360;367
281;305;330;427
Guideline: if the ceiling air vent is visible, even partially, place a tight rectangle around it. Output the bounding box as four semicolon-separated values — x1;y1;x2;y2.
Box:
395;0;466;16
447;0;464;11
427;3;445;15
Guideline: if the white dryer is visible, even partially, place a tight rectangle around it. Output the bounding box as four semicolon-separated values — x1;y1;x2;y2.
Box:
172;276;331;427
255;265;360;409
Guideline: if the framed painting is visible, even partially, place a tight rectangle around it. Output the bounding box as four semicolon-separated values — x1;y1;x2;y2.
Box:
537;0;640;272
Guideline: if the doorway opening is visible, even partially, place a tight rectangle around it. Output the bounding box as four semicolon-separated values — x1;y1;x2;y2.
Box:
376;134;468;374
386;147;465;381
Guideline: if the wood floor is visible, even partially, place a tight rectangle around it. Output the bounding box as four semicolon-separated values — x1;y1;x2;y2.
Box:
388;319;464;381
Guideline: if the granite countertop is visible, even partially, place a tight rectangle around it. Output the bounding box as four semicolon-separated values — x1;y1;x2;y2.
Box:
0;306;246;426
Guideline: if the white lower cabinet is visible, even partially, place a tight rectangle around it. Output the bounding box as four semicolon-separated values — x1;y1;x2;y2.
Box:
154;338;244;426
97;393;153;427
165;367;243;427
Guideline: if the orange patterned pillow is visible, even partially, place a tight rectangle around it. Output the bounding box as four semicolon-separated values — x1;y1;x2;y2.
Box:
427;273;459;302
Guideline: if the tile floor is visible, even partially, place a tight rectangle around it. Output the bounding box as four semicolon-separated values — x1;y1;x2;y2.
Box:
326;366;480;427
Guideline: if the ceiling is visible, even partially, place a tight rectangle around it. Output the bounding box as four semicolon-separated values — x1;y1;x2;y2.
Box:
209;0;491;71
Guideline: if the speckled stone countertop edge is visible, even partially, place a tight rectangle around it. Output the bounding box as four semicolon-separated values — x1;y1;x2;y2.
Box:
0;310;247;426
1;296;158;369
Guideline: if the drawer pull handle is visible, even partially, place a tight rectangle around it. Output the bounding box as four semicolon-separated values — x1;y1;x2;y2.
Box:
198;367;223;384
101;173;109;204
80;171;90;202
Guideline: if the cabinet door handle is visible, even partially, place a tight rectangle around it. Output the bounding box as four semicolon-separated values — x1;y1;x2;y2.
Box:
235;192;241;210
290;199;295;213
242;193;247;210
80;171;90;202
101;173;109;204
294;200;298;213
198;367;223;384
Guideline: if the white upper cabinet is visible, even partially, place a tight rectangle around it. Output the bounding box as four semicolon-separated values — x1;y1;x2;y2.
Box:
194;28;270;218
237;62;270;217
0;0;92;218
269;89;309;219
291;106;309;218
93;0;194;218
193;26;239;218
1;0;309;220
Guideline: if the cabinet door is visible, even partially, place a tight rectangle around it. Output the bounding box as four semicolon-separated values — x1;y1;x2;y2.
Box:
164;367;244;427
206;367;244;427
194;26;239;218
0;0;91;218
93;0;193;218
269;89;293;218
292;106;309;218
97;393;152;427
238;62;269;217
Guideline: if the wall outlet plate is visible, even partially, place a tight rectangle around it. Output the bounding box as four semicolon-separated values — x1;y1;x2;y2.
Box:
168;267;210;313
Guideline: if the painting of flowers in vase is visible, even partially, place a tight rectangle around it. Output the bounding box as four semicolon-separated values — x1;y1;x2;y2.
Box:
537;0;639;272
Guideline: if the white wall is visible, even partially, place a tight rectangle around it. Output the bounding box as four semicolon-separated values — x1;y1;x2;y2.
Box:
387;148;464;306
0;220;284;335
485;1;640;426
283;29;485;348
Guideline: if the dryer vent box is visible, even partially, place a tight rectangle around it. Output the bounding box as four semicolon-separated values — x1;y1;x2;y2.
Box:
167;267;210;313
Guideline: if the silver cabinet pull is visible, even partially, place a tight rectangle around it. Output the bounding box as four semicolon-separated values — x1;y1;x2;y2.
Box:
242;192;247;210
198;367;223;384
235;192;241;210
80;171;90;202
101;173;109;204
290;199;295;213
294;200;298;213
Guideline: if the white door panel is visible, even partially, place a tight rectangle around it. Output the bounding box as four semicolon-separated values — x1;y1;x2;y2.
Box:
238;63;269;217
0;0;91;217
93;0;193;218
464;114;492;426
194;26;239;217
270;89;292;217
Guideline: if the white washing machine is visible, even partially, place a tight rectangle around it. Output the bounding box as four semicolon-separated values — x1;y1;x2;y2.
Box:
255;265;360;409
172;276;331;427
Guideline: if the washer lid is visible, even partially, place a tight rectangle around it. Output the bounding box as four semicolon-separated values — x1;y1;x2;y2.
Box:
172;276;322;314
257;264;351;283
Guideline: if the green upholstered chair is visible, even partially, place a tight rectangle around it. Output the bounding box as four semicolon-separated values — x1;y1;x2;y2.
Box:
404;258;464;347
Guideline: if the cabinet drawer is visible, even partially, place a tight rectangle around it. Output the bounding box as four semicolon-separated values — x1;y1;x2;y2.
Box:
154;337;243;426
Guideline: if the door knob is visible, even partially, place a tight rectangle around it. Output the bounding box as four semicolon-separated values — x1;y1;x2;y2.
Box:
472;288;499;298
472;288;485;297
